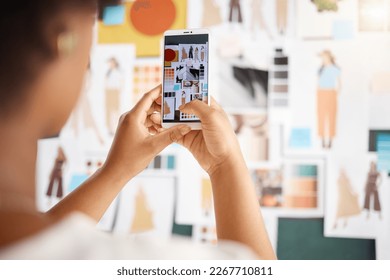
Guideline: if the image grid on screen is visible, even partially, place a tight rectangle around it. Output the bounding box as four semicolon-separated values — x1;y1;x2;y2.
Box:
163;34;209;122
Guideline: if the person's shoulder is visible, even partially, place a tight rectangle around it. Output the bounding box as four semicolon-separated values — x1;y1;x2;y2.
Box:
0;211;52;249
132;237;258;260
0;213;99;259
0;213;257;260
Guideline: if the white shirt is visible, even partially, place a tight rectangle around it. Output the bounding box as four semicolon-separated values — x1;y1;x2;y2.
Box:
0;213;257;260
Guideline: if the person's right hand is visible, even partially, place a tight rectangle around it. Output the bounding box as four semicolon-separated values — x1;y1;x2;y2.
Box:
102;86;191;184
177;98;243;175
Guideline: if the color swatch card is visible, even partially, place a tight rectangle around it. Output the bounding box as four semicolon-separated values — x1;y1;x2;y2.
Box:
133;62;161;104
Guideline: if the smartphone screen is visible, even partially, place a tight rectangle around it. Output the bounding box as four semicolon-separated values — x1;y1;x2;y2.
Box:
162;33;209;123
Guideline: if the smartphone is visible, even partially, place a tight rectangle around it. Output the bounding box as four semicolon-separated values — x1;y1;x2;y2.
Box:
161;29;210;130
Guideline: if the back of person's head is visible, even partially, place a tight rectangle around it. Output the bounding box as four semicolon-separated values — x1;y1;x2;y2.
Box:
0;0;119;118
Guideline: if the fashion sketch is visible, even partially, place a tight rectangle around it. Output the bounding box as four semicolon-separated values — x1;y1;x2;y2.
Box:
363;162;382;219
68;66;105;145
163;100;171;116
251;0;273;39
317;50;341;149
200;46;205;62
130;187;154;233
229;0;243;23
194;47;199;62
201;0;222;27
46;147;67;199
181;47;188;61
333;169;361;229
181;91;186;106
201;179;213;216
105;57;124;135
276;0;288;34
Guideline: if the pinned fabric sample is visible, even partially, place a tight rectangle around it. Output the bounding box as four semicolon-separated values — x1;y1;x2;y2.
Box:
103;5;126;26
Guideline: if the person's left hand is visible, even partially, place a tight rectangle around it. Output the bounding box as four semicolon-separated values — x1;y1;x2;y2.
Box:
102;85;191;184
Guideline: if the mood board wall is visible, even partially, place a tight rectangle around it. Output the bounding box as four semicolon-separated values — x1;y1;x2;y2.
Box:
36;0;390;259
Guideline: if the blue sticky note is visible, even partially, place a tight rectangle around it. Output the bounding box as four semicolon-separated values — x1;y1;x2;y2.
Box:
173;84;180;91
333;20;354;40
68;174;88;192
289;128;312;149
103;5;125;26
167;155;176;170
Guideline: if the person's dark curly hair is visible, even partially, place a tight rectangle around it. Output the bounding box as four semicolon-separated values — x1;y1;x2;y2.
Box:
0;0;120;116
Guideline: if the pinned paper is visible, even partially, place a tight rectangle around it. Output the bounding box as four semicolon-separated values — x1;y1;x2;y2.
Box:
377;133;390;172
371;72;390;94
167;155;176;170
103;5;126;26
289;128;312;148
332;20;354;40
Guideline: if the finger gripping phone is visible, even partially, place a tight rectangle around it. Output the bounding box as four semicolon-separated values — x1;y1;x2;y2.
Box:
161;29;210;130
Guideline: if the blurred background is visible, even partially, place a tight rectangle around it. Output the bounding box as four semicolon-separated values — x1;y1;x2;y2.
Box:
36;0;390;259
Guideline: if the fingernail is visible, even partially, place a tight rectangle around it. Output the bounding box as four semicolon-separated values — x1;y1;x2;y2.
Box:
179;126;191;134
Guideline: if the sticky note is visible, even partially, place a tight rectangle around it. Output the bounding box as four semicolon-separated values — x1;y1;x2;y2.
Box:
68;174;88;192
332;20;354;40
103;5;126;26
173;84;180;91
289;128;312;149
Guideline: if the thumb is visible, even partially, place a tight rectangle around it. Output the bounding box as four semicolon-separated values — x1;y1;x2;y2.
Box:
179;99;209;120
150;125;192;152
